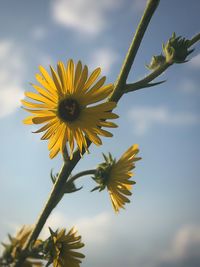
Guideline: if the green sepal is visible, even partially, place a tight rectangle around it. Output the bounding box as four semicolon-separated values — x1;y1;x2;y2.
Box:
163;32;194;63
91;152;116;192
91;186;101;192
146;54;166;70
50;169;58;184
64;180;83;193
48;227;56;238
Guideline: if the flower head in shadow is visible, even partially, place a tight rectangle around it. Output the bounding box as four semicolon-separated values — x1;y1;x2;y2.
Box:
92;145;141;212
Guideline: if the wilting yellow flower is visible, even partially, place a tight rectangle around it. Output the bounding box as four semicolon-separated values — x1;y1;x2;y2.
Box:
22;59;118;159
49;227;85;267
92;145;141;212
3;226;43;267
11;226;33;258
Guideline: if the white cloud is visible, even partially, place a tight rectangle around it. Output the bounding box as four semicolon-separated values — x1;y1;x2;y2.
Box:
189;53;200;68
42;211;112;245
128;106;199;135
76;212;111;244
89;48;119;73
51;0;122;35
0;40;25;119
156;225;200;267
0;87;24;118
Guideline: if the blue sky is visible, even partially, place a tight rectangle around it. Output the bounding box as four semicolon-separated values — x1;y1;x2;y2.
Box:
0;0;200;266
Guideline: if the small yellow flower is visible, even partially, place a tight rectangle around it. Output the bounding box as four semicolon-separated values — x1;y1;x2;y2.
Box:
22;59;118;159
3;226;43;267
92;145;141;212
49;227;85;267
11;226;33;258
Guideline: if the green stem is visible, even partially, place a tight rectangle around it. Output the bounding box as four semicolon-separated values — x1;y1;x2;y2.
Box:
15;155;81;266
51;169;96;210
14;1;160;266
67;169;96;184
125;31;200;93
110;0;160;102
188;33;200;47
125;61;171;92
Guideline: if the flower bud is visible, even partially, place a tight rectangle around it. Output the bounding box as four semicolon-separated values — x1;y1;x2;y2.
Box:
162;32;194;64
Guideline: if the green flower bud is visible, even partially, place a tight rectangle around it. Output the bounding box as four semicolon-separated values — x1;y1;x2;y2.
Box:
162;32;194;64
146;54;166;70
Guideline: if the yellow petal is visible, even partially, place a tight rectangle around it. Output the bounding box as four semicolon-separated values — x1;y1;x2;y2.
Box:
50;66;63;95
84;129;102;146
74;61;82;89
49;144;60;159
82;84;113;105
32;84;57;103
35;73;57;96
23;116;34;124
66;59;75;94
48;124;65;150
57;61;67;93
83;67;101;91
75;65;88;94
25;92;55;107
87;76;106;94
21;99;49;109
32;115;55;124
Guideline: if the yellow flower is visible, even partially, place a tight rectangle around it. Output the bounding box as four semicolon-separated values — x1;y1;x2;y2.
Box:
11;226;33;258
22;59;118;159
49;227;85;267
92;145;141;212
4;226;43;267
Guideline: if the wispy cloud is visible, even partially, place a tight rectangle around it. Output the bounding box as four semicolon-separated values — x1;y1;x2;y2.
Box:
156;224;200;267
0;40;25;119
51;0;122;35
128;106;199;135
42;211;112;245
89;48;119;73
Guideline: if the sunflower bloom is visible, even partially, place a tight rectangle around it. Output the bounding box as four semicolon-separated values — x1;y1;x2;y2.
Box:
49;227;85;267
22;59;118;159
92;145;141;212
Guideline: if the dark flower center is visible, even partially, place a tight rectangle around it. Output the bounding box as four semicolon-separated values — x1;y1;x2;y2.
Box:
58;98;81;122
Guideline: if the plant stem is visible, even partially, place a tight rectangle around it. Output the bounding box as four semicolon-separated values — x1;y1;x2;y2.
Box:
188;33;200;47
14;1;160;266
110;0;160;102
125;31;200;93
67;169;96;184
125;61;171;92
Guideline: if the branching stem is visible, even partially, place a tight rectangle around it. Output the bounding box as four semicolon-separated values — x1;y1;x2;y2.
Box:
14;1;179;266
125;32;200;93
